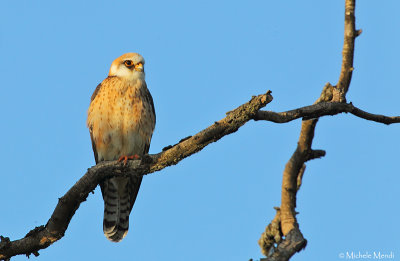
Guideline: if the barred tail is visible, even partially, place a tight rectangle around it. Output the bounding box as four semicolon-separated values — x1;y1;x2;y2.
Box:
101;177;137;242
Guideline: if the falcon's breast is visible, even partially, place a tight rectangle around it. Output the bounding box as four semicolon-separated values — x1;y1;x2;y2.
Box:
87;76;155;162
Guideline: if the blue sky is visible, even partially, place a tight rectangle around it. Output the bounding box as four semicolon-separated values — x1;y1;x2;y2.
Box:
0;1;399;260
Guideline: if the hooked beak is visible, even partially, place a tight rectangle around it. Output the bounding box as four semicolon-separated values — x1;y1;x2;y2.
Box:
134;63;143;72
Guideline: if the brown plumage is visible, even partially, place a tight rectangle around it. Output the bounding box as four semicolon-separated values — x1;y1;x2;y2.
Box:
87;53;155;242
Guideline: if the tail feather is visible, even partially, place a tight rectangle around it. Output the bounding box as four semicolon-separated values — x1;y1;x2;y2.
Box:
101;176;142;242
102;179;119;237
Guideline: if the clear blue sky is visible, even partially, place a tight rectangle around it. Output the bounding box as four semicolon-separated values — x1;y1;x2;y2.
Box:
1;1;399;260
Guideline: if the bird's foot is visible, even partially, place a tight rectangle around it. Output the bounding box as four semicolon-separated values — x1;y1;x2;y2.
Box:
118;155;140;165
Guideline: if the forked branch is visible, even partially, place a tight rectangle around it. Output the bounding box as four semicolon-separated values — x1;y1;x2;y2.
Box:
258;1;365;260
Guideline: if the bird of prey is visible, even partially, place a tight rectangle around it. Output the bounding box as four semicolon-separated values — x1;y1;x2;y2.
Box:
87;53;156;242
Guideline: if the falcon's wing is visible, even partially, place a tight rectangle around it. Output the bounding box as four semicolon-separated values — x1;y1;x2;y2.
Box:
89;83;102;164
90;82;102;103
143;82;156;125
128;82;156;212
88;76;116;164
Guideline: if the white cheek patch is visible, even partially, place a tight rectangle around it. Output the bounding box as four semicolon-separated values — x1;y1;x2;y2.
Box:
115;66;132;78
116;67;145;81
109;64;118;76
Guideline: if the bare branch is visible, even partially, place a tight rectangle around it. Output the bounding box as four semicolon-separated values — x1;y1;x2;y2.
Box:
278;0;360;238
260;1;362;260
0;92;273;260
333;0;360;102
349;106;400;125
1;87;398;260
279;118;319;237
255;102;400;125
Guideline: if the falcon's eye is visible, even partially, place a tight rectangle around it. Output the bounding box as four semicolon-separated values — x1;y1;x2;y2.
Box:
124;60;133;67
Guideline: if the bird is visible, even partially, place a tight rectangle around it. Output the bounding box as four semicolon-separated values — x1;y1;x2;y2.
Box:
87;53;156;242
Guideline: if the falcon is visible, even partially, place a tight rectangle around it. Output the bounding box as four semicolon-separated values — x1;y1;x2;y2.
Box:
87;53;156;242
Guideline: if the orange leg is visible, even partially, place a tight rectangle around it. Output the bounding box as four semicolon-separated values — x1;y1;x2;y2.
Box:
118;154;140;165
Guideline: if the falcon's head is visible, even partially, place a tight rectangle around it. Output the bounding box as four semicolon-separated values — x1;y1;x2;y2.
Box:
109;53;145;81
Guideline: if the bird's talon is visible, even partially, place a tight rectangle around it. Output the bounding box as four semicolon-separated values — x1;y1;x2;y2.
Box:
118;155;140;165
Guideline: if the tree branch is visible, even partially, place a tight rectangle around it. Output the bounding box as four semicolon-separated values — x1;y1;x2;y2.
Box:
0;91;273;260
1;83;398;260
1;84;398;260
255;102;400;125
333;0;360;102
259;1;363;260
